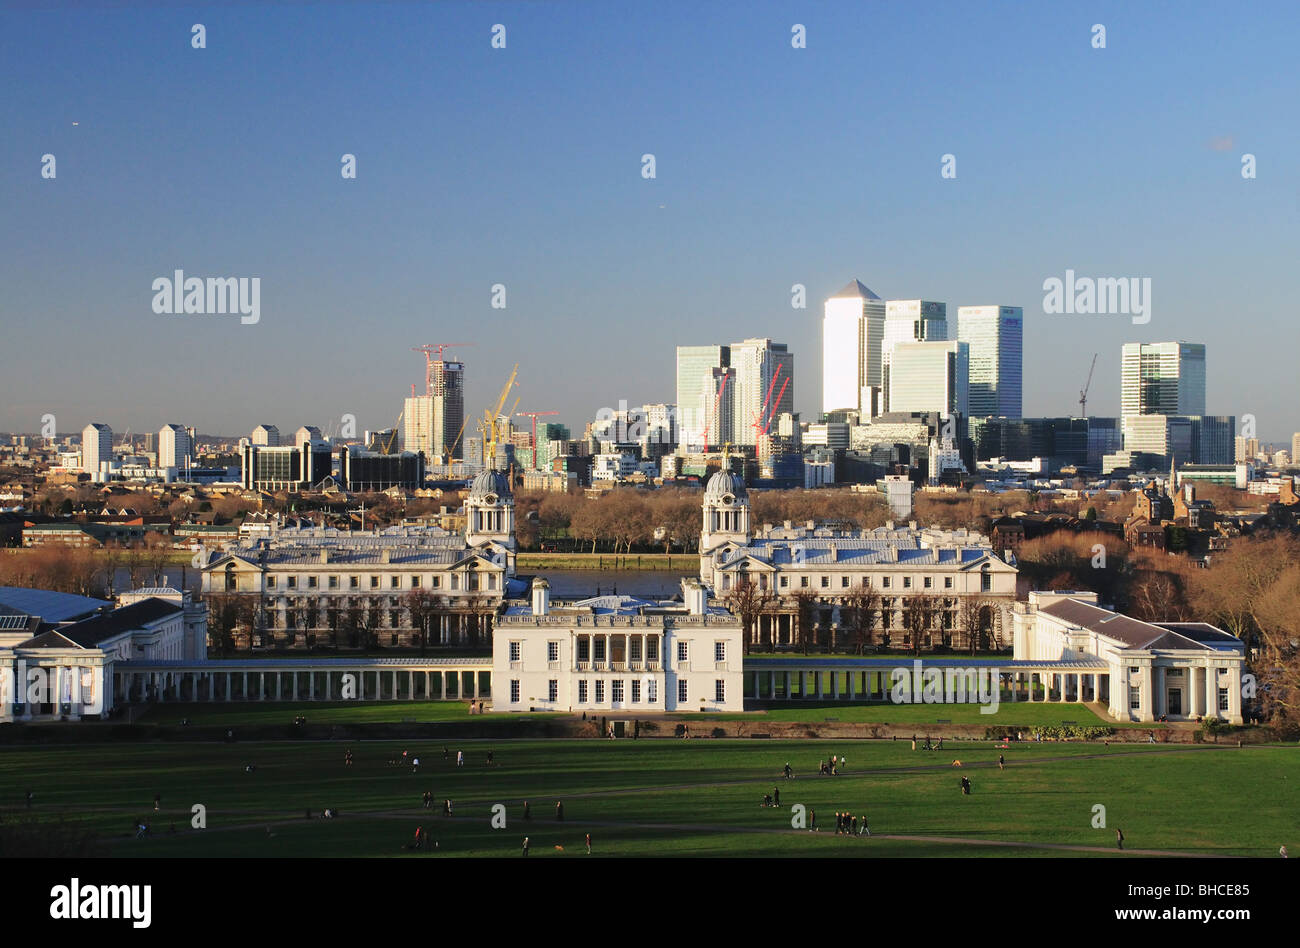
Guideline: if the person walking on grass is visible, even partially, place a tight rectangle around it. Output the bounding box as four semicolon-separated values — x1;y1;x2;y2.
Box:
998;754;1005;771
586;833;592;855
522;836;530;857
556;801;564;821
1116;828;1124;850
773;786;780;807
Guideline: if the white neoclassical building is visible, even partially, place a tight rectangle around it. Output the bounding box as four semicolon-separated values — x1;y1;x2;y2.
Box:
199;466;518;649
0;586;207;721
1013;590;1245;723
492;578;745;713
697;470;1019;649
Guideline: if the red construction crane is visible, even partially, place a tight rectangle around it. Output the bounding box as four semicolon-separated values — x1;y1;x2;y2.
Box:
700;371;730;452
412;343;473;395
514;410;559;467
750;364;788;437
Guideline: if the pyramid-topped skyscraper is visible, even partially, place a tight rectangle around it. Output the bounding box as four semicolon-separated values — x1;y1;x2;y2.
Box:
823;279;886;416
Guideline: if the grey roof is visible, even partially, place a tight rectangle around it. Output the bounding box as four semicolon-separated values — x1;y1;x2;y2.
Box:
16;629;83;650
830;279;882;300
719;539;999;570
468;468;511;501
0;587;111;623
1040;599;1231;651
703;470;747;503
33;597;182;648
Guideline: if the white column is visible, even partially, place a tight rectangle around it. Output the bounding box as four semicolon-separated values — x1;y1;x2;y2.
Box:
1205;664;1218;719
275;673;282;700
1226;665;1242;723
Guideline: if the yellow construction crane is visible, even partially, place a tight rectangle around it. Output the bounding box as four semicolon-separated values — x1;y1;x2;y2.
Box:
383;410;403;454
477;363;519;462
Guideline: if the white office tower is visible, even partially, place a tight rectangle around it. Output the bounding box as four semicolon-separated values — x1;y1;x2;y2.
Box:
822;280;886;416
1120;342;1206;418
957;305;1023;418
293;425;323;449
81;422;113;477
158;423;192;470
251;424;280;446
676;345;731;451
888;340;969;417
882;300;947;411
730;338;794;447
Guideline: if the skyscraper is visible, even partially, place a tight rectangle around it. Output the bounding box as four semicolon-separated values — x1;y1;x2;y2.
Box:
730;338;794;447
957;305;1023;418
1120;342;1206;418
81;422;112;476
158;423;192;470
887;341;969;417
403;358;465;463
676;345;731;450
822;280;886;416
882;300;947;411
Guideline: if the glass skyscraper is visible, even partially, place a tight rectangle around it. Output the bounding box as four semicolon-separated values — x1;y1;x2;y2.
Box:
957;305;1023;418
822;280;885;415
1120;342;1206;417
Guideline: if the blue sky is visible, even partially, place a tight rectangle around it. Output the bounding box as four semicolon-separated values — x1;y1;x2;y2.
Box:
2;0;1297;443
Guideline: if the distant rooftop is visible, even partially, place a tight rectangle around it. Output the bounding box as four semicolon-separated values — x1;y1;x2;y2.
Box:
830;279;881;301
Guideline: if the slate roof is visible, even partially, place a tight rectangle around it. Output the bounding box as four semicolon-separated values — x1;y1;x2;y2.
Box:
1040;599;1237;651
718;539;1002;570
0;587;110;623
25;597;182;649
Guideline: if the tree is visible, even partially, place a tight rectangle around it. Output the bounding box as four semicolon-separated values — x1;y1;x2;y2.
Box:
957;595;990;653
725;578;775;654
404;588;440;655
901;593;941;655
789;589;820;655
841;586;880;654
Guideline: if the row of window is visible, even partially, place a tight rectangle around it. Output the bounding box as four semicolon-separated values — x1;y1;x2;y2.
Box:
508;640;725;664
777;574;960;590
263;573;497;592
509;678;726;705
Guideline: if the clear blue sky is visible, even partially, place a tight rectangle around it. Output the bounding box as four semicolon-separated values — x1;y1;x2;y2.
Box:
2;0;1297;443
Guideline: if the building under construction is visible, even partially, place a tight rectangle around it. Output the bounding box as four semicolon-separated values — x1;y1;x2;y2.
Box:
403;345;466;464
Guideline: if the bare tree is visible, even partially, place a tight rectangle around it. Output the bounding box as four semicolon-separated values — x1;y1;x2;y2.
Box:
841;586;880;654
725;578;775;654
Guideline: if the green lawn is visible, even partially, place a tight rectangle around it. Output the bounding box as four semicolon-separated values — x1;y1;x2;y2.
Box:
133;701;564;727
2;739;1294;858
744;701;1117;726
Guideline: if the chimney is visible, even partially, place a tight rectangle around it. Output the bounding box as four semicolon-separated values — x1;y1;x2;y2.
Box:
531;577;551;616
682;578;707;616
319;549;329;564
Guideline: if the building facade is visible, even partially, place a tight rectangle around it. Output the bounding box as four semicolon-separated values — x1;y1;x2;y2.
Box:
957;305;1023;418
823;280;886;415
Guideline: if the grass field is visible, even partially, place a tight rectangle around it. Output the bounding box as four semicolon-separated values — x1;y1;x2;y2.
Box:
2;738;1294;858
128;699;1124;729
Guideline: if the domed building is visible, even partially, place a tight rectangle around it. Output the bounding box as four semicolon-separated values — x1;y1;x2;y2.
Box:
699;468;751;576
465;463;517;577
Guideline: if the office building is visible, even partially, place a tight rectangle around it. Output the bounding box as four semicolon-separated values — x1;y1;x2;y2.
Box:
676;345;732;451
822;280;886;415
729;338;794;448
1120;342;1207;418
887;341;969;418
957;305;1023;418
882;300;947;411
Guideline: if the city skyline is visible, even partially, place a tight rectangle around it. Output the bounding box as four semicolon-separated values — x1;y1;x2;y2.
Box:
3;3;1297;442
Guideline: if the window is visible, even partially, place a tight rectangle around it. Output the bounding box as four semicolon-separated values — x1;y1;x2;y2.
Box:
631;679;641;702
328;575;339;589
923;576;932;589
266;576;276;589
431;576;440;589
1218;688;1229;712
882;576;891;588
677;642;688;663
410;576;420;589
547;641;559;662
980;569;992;592
647;638;659;662
390;632;398;645
510;680;520;703
370;576;379;588
630;637;642;663
944;576;952;589
390;576;400;589
287;576;297;589
779;576;789;588
903;576;912;589
678;679;688;703
548;680;558;702
800;576;809;588
349;575;359;589
841;576;849;588
612;680;624;702
715;680;725;703
714;641;726;662
389;610;399;628
595;680;605;703
578;680;588;703
1130;686;1141;710
647;679;658;703
307;576;318;589
577;638;590;662
509;641;520;662
820;575;829;588
595;638;606;662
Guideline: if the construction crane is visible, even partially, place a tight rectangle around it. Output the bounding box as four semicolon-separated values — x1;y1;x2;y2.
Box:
514;410;559;468
382;410;403;454
477;364;519;462
1079;353;1098;417
750;364;789;439
411;343;473;395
